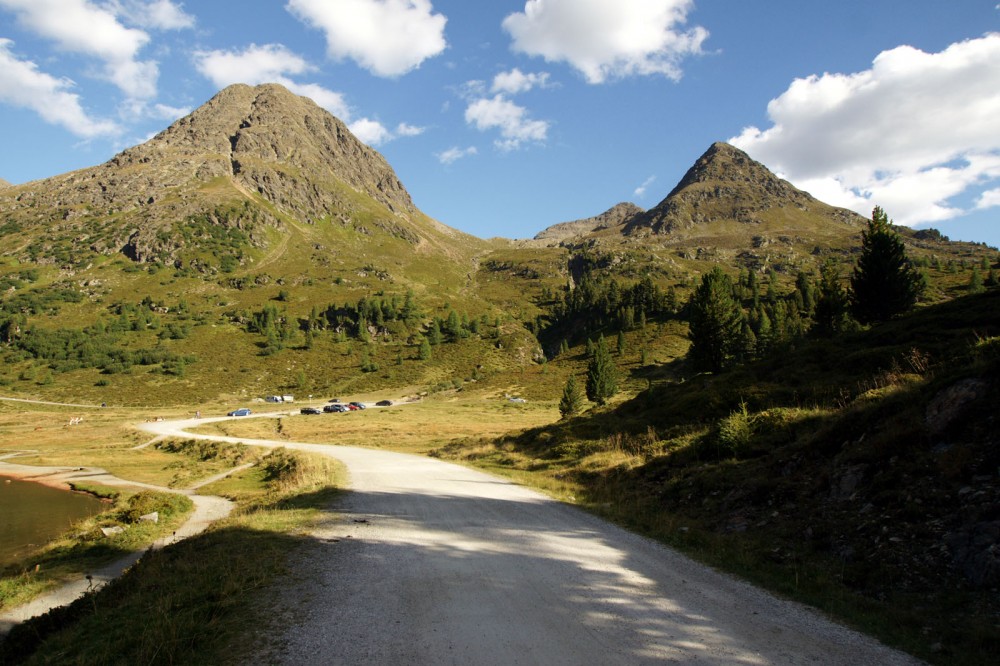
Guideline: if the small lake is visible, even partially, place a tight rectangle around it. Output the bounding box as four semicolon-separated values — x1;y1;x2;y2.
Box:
0;475;107;567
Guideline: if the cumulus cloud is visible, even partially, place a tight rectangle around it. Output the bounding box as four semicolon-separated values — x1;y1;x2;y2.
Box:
492;68;550;95
194;44;351;119
730;34;1000;227
286;0;447;77
437;146;477;164
349;118;392;145
0;0;159;98
465;94;550;151
978;188;1000;210
0;39;119;137
502;0;707;84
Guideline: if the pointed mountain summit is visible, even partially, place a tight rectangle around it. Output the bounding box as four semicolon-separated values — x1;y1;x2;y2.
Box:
623;142;861;237
0;83;475;271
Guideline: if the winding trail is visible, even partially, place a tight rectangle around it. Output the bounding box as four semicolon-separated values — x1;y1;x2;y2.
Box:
138;415;922;665
0;455;234;635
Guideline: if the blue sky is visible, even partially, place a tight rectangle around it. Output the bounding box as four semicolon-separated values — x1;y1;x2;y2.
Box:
1;1;999;248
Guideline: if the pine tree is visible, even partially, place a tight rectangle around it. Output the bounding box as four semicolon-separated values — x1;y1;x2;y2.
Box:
559;374;584;417
850;206;923;323
617;329;626;356
418;336;432;361
969;266;985;294
586;335;618;405
687;267;743;372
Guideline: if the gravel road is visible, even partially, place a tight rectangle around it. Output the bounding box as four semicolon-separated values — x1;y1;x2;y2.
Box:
142;417;923;665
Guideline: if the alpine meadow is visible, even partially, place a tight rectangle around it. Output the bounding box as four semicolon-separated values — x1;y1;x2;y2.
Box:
1;83;998;665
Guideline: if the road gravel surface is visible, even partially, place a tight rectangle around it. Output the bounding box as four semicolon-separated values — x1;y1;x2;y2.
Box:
142;416;922;665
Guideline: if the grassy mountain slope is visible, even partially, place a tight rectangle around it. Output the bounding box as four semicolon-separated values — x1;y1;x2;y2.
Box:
438;288;1000;664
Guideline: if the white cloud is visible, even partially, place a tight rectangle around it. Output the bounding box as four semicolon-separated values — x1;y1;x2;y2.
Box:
502;0;707;84
0;0;158;98
395;122;425;137
286;0;447;77
111;0;195;30
437;146;477;164
465;94;549;151
731;34;1000;227
194;44;351;119
492;68;550;95
633;175;656;198
349;118;391;145
978;188;1000;210
0;39;119;137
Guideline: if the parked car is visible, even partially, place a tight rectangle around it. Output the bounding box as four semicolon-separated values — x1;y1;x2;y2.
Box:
300;406;322;415
227;408;252;417
346;403;360;411
349;401;366;410
375;400;393;407
327;398;341;403
323;404;347;413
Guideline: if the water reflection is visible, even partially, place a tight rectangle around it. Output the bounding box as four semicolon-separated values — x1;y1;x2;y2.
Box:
0;476;106;566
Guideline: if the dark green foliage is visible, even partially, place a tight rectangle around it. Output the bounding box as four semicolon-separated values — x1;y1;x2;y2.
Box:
850;207;924;324
11;323;181;374
541;251;676;352
586;335;617;405
687;267;743;373
812;259;853;337
559;374;584;417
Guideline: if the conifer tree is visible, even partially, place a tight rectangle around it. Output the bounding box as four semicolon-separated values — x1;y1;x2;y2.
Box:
850;207;923;323
687;267;743;372
417;336;432;361
969;266;985;294
559;374;584;417
813;259;852;337
586;335;618;405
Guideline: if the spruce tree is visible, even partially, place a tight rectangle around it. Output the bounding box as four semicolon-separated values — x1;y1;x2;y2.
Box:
687;267;743;372
559;374;584;417
969;266;985;294
586;335;618;405
850;206;923;323
813;259;852;337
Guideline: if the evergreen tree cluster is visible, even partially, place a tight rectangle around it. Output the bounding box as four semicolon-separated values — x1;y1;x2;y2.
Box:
541;266;679;354
686;207;936;373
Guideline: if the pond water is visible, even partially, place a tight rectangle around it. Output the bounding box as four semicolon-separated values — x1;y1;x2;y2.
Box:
0;475;107;567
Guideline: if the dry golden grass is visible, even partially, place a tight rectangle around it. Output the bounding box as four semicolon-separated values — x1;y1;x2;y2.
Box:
188;393;562;455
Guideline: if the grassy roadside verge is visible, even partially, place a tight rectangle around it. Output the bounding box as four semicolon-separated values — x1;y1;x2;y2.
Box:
1;446;343;665
0;489;193;612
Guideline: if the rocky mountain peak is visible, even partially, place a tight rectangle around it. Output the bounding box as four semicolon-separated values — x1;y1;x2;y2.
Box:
624;142;859;237
112;83;414;217
534;202;645;243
